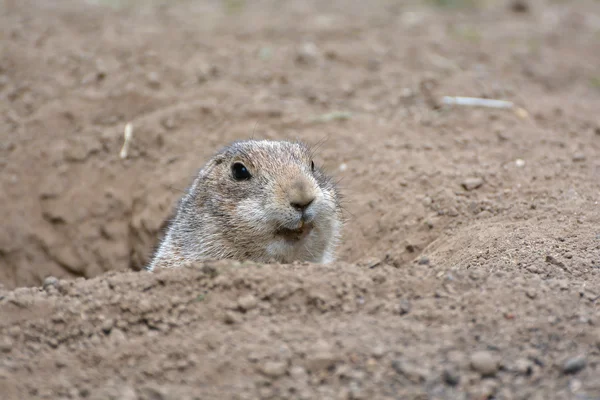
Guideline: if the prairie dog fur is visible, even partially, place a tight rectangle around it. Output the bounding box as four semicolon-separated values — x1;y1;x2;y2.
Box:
147;140;343;271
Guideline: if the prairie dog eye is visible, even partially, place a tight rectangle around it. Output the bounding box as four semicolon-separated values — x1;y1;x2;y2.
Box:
232;162;251;181
311;160;315;172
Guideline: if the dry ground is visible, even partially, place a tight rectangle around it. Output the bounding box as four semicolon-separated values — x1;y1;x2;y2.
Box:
1;0;599;399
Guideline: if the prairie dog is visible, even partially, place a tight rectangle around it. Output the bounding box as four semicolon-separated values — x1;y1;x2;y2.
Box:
147;140;343;271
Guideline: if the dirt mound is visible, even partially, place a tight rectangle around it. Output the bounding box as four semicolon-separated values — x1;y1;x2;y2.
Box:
1;0;599;398
1;261;599;399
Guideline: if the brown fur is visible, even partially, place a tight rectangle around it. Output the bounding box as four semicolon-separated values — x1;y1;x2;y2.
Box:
147;140;343;271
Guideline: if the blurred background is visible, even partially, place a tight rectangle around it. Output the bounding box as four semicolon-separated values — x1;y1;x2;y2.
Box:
1;0;599;288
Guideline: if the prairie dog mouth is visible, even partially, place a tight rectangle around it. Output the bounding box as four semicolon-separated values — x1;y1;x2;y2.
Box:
275;221;314;242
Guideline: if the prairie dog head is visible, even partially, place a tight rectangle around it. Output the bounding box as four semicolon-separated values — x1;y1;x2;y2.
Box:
170;139;343;265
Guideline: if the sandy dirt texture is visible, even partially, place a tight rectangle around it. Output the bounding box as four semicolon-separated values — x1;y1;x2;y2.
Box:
1;0;600;399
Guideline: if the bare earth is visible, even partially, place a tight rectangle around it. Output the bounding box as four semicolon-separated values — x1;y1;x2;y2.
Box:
1;0;599;399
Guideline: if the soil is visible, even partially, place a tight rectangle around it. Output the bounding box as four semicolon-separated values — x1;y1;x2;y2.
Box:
1;0;599;399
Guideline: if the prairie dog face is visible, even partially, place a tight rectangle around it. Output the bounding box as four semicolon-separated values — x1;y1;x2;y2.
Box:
194;140;342;264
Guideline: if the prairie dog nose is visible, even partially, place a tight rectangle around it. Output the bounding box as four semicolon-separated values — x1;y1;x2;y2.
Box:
288;179;316;211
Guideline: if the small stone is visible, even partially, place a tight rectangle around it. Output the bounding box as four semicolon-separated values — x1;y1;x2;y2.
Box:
223;311;240;325
296;42;319;64
397;299;411;315
101;319;114;334
515;158;525;168
442;368;460;386
64;143;91;162
525;289;537;299
259;361;288;378
562;356;586;374
391;359;428;383
569;379;583;392
572;153;586;162
471;380;499;399
371;344;386;358
43;276;59;290
418;256;430;265
462;177;484;191
238;294;258;311
305;351;337;372
470;351;499;377
446;207;459;217
146;72;161;88
289;366;308;381
513;358;533;376
0;338;13;353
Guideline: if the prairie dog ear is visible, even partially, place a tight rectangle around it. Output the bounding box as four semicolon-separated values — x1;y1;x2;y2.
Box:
198;154;226;179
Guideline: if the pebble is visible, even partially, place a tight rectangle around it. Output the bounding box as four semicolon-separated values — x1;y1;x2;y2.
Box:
397;299;412;315
371;344;386;358
43;276;59;290
237;294;259;311
0;338;13;353
146;72;161;88
513;358;533;376
305;351;337;372
572;153;586;162
442;368;460;386
101;319;114;334
296;42;319;64
462;177;484;191
223;311;241;325
63;140;96;162
259;361;288;378
515;158;525;168
562;356;586;374
391;359;428;383
470;351;499;377
290;365;308;381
